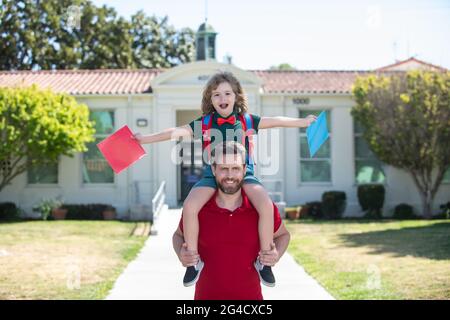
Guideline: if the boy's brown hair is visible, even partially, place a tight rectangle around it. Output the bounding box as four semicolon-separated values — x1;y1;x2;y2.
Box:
201;71;249;116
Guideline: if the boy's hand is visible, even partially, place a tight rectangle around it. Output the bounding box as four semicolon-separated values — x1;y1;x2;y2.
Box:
179;243;200;267
305;114;318;127
132;132;144;144
258;243;279;267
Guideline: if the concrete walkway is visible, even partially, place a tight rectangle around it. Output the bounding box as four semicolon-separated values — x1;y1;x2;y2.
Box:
106;206;335;300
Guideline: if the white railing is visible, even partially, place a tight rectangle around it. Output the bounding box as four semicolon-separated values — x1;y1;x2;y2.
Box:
150;181;166;235
151;180;166;222
260;179;284;202
260;178;286;219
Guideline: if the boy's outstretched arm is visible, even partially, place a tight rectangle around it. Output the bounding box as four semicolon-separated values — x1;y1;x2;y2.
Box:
258;115;317;129
133;125;193;144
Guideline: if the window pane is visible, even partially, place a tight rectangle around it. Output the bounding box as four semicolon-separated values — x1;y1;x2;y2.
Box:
355;136;376;158
28;162;58;184
82;138;114;183
355;160;386;184
300;136;330;158
299;110;331;133
90;111;114;135
300;160;331;182
444;168;450;182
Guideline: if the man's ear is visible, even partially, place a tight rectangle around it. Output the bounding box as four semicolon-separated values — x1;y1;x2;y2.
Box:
211;164;216;176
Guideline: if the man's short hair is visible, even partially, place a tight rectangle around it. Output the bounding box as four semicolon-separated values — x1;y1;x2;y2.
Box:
211;141;246;166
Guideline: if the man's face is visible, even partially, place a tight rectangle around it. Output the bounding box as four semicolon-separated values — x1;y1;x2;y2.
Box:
212;154;246;195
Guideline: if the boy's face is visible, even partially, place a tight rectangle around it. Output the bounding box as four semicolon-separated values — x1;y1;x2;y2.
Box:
211;81;236;117
212;154;246;195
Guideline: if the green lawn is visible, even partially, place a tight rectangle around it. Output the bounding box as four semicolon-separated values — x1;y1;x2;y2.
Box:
0;220;149;300
286;219;450;300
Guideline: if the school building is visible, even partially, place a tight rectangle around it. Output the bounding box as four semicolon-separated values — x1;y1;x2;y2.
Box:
0;23;448;219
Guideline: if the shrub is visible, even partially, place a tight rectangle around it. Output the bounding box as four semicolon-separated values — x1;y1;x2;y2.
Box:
434;202;450;219
0;202;20;221
357;184;385;219
63;204;114;220
304;201;323;220
321;191;347;219
393;203;418;219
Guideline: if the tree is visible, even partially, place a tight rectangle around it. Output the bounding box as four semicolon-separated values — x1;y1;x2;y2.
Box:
130;11;195;68
0;85;95;192
0;0;195;70
351;70;450;219
269;63;297;71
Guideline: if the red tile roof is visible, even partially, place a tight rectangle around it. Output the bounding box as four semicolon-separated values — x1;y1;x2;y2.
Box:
250;70;373;94
375;57;447;72
0;69;162;95
0;58;445;95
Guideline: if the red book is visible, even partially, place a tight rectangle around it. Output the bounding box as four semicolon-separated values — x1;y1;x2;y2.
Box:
97;125;147;174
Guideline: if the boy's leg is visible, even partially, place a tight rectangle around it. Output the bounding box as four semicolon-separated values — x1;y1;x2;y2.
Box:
243;183;276;287
182;186;215;287
183;186;216;253
242;183;274;252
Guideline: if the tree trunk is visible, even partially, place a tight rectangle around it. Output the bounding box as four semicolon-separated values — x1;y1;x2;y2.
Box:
411;170;435;219
421;189;433;220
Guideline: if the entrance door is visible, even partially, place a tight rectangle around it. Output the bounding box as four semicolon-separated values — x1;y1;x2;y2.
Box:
176;110;203;203
179;139;203;203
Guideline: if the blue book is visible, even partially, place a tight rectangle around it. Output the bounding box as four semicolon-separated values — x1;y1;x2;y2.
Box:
306;111;329;157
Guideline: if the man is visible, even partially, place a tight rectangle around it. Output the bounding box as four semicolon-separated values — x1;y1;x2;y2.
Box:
172;141;291;300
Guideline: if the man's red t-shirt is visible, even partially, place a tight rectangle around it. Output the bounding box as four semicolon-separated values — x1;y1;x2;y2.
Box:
179;188;282;300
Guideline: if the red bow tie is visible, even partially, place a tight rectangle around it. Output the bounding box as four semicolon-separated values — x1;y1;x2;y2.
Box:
217;115;236;126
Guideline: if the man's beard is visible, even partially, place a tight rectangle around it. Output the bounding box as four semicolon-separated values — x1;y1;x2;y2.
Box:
217;177;244;194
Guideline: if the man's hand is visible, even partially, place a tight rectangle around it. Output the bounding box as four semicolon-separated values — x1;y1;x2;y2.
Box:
178;243;200;267
258;243;279;267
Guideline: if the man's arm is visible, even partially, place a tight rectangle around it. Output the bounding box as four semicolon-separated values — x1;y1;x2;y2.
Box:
273;223;291;258
258;116;317;129
172;227;200;267
258;223;291;266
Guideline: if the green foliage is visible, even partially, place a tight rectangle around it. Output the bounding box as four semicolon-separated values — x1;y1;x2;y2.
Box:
393;203;418;220
269;63;297;71
0;202;20;221
0;85;95;191
357;184;385;219
351;70;450;218
304;201;323;220
63;204;115;220
321;191;347;219
32;198;63;221
436;202;450;219
0;1;195;70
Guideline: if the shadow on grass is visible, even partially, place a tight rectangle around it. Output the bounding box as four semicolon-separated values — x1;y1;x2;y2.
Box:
338;222;450;260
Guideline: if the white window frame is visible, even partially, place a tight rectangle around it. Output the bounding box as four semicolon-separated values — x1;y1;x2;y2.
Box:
298;109;332;186
81;109;116;186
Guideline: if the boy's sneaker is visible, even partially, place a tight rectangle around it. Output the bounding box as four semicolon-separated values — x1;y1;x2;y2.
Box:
183;260;204;287
254;259;276;287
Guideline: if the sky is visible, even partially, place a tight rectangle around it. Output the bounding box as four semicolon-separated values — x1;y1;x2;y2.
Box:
91;0;450;70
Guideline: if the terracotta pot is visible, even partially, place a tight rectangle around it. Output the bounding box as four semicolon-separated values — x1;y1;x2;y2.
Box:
287;209;300;220
103;209;116;220
51;208;67;220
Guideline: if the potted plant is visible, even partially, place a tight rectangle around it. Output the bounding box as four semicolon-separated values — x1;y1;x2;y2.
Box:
33;198;66;220
102;205;116;220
